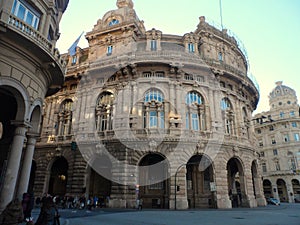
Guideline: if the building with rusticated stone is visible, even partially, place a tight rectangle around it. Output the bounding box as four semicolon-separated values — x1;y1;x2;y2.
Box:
0;0;69;211
33;0;265;209
254;82;300;203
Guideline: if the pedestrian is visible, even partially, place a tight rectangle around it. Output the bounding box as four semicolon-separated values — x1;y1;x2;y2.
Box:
138;198;143;210
35;196;60;225
0;198;24;225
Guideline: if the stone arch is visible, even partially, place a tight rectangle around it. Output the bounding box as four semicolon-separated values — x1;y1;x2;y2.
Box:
186;154;215;208
292;179;300;202
85;154;112;207
29;105;42;133
263;179;272;198
277;178;288;202
227;157;247;207
138;153;170;208
48;156;69;197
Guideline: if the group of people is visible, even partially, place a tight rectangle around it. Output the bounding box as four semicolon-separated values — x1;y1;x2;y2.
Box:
0;193;60;225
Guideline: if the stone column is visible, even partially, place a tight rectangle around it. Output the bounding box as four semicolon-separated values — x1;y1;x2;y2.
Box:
272;183;279;200
0;125;27;211
286;180;294;203
17;134;38;198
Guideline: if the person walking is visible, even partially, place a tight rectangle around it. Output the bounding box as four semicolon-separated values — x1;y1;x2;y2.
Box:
35;196;60;225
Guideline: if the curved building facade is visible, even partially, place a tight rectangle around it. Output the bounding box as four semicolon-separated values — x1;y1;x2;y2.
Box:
0;0;69;211
254;81;300;203
34;0;265;209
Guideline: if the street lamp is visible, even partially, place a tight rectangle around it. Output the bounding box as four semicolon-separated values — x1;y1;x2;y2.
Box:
174;162;199;210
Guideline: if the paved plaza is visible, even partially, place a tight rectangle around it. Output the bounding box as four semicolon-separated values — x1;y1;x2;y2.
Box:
27;203;300;225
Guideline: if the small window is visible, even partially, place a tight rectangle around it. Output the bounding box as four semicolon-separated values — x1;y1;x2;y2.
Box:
290;111;295;117
196;76;204;82
184;74;194;81
71;56;77;65
294;133;300;141
70;84;77;90
279;112;284;118
275;161;280;171
151;40;157;51
292;122;297;128
107;46;113;55
262;163;267;173
269;126;274;131
257;129;261;134
260;151;265;157
273;149;278;156
287;101;291;104
284;134;289;142
279;102;282;106
271;138;276;145
188;43;195;53
218;52;223;61
259;141;263;147
108;19;119;26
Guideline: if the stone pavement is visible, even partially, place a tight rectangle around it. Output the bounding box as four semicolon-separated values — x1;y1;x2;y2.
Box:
23;203;300;225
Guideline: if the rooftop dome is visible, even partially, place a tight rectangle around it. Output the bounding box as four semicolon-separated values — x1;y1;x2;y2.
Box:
269;81;296;99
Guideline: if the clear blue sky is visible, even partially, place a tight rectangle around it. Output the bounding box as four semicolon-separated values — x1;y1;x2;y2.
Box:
56;0;300;114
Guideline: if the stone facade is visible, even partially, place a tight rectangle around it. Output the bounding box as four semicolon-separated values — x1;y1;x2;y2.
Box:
0;0;69;211
34;0;265;209
254;82;300;203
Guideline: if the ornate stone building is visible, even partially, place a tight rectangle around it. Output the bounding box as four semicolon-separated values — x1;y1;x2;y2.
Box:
254;82;300;203
34;0;265;209
0;0;69;211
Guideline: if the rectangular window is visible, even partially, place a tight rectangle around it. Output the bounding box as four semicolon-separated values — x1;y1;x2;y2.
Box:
188;43;195;53
292;122;297;127
107;45;113;55
151;40;157;51
149;111;157;128
284;134;289;142
186;113;189;129
260;151;265;157
191;113;199;131
271;138;276;144
218;52;223;61
290;111;295;117
273;149;278;156
280;112;284;118
71;56;77;65
262;163;267;173
294;133;300;141
11;0;40;29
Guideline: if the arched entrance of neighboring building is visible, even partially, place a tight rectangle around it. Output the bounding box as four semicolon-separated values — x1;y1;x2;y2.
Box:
0;88;18;189
263;179;272;198
138;153;169;209
227;158;246;207
88;155;112;207
186;154;215;208
277;179;288;202
292;179;300;201
48;157;68;197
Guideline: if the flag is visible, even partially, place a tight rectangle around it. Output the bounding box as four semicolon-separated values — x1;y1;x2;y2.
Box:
68;32;84;56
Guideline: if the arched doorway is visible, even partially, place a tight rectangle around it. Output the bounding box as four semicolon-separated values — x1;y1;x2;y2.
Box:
138;153;169;209
88;155;112;207
186;154;215;208
227;158;247;207
263;179;272;198
292;179;300;201
0;89;18;190
277;179;288;202
48;157;68;197
251;161;260;199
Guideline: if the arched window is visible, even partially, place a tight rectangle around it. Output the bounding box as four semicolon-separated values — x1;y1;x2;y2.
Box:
57;99;73;136
95;92;114;132
221;97;235;135
143;89;164;129
185;91;206;131
242;107;250;138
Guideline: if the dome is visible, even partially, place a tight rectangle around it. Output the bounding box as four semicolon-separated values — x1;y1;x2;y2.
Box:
268;81;298;108
269;81;296;99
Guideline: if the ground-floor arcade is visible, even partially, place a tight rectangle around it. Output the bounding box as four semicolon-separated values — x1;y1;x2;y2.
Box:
32;140;266;209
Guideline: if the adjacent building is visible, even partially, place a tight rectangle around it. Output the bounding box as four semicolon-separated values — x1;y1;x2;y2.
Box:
254;81;300;203
33;0;265;209
0;0;69;211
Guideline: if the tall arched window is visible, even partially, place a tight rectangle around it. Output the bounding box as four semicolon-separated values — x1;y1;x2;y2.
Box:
95;92;114;132
143;89;164;129
185;91;206;131
242;107;250;138
221;97;235;135
58;99;73;136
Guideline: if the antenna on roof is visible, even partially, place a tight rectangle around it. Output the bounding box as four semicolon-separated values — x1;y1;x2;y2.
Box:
219;0;224;30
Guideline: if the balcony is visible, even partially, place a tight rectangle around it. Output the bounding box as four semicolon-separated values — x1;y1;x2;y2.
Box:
0;12;65;95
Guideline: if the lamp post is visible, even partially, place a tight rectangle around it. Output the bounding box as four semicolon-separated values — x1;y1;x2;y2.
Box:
174;162;199;210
